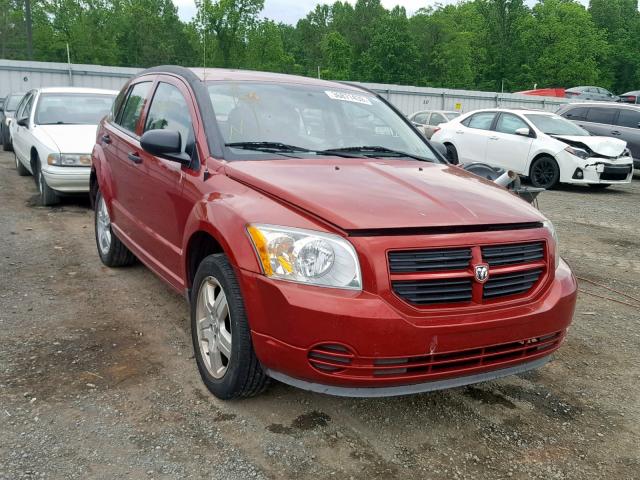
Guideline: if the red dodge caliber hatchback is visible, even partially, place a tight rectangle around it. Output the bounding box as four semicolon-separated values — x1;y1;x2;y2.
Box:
91;66;577;399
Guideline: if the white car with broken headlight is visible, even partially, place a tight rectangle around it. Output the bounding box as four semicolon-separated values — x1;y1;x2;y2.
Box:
11;87;116;205
431;108;633;189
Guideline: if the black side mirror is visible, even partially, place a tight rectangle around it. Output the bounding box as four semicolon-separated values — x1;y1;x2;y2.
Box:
140;129;190;165
430;140;448;158
17;117;28;127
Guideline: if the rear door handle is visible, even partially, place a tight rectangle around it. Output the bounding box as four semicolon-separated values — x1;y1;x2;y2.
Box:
455;130;464;135
611;131;622;136
489;136;499;140
101;134;111;144
127;152;142;164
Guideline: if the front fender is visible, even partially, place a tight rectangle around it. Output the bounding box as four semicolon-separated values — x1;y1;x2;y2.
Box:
91;143;115;204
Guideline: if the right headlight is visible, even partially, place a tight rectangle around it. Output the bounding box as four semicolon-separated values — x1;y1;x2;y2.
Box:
246;224;362;290
543;219;560;269
564;145;590;159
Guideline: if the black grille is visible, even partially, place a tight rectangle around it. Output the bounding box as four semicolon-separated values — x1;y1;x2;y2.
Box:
600;165;631;181
483;268;542;299
389;248;471;273
482;242;544;267
392;278;472;305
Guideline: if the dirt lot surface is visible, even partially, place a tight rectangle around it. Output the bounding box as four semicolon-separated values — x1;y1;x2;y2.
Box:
1;150;639;480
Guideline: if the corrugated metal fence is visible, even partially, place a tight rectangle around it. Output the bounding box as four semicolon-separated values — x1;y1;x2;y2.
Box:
0;59;570;114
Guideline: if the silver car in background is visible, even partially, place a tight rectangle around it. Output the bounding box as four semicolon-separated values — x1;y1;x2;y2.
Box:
409;110;461;139
565;86;618;102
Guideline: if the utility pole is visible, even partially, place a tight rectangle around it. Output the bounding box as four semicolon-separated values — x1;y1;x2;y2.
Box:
25;0;33;59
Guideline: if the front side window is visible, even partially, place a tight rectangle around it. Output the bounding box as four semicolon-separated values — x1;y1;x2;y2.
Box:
117;82;152;134
585;108;617;125
35;93;115;125
413;113;428;124
616;109;640;129
464;112;496;130
562;107;588;121
495;114;529;135
144;82;194;153
207;81;438;162
525;114;589;136
16;93;33;120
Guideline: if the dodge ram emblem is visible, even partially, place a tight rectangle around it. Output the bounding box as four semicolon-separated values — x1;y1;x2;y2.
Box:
474;264;489;283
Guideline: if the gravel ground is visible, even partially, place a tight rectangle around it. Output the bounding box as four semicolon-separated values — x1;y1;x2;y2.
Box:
1;150;638;480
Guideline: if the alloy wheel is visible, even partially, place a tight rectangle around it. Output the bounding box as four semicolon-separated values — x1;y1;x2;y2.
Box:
96;195;112;255
196;277;232;379
532;158;556;188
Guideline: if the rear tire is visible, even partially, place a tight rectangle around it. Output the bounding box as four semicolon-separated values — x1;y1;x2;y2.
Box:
529;156;560;189
445;143;459;164
15;154;29;176
36;158;60;206
95;190;136;267
191;254;269;400
2;129;13;151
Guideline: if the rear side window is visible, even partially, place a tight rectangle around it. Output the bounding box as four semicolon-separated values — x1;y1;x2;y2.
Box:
116;82;152;134
413;113;428;124
585;108;616;125
495;113;529;135
562;107;588;121
429;113;447;125
463;112;496;130
616;109;640;129
144;82;194;153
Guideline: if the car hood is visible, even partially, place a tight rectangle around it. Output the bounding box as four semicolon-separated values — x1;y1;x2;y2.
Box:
36;124;99;154
552;135;627;157
224;159;544;230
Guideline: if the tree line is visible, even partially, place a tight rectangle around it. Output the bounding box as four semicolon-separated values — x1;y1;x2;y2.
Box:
1;0;639;93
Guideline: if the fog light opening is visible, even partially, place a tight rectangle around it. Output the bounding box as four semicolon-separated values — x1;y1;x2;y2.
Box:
572;168;584;179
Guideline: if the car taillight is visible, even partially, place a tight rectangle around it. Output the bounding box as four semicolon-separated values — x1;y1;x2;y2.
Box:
433;127;441;134
623;96;637;103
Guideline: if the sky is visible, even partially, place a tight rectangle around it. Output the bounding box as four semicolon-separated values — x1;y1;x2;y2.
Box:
172;0;589;24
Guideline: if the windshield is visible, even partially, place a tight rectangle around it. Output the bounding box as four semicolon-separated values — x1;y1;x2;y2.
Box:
525;113;589;136
207;81;438;161
6;94;24;111
35;93;115;125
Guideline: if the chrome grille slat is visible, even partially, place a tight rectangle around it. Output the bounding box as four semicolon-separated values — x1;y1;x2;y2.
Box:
482;242;544;266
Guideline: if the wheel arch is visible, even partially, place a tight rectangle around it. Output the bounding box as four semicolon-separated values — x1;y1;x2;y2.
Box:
185;230;226;291
527;151;558;177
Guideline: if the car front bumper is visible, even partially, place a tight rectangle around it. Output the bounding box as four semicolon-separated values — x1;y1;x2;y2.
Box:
239;258;577;396
559;151;634;185
42;166;91;193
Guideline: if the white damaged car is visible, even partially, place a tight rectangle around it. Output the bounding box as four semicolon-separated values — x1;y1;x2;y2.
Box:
11;87;116;205
431;108;633;189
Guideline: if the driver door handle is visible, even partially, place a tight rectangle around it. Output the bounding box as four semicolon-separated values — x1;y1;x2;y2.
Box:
489;136;499;140
610;130;621;136
101;134;111;144
455;130;464;135
127;152;142;164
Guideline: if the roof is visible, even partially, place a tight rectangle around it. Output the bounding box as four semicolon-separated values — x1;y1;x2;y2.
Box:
138;65;366;92
560;101;640;109
36;87;118;95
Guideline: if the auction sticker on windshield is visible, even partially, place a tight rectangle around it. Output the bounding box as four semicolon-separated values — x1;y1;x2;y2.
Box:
325;90;372;105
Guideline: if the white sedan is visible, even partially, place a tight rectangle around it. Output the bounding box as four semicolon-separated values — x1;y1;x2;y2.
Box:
11;87;116;205
431;108;634;189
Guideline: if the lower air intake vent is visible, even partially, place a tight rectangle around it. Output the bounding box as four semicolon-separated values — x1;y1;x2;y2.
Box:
308;344;354;373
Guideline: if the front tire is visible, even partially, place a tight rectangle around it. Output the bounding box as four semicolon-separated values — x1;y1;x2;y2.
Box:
36;158;60;206
191;254;269;399
95;190;136;267
2;129;13;151
15;154;29;176
530;156;560;189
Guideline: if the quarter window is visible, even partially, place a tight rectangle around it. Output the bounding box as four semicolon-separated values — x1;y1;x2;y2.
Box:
616;109;640;129
463;112;496;130
495;114;529;135
585;108;617;125
116;82;152;134
144;82;194;153
16;93;33;120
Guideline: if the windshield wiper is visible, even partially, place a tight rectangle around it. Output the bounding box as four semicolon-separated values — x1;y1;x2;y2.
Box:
320;146;431;162
225;141;312;153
